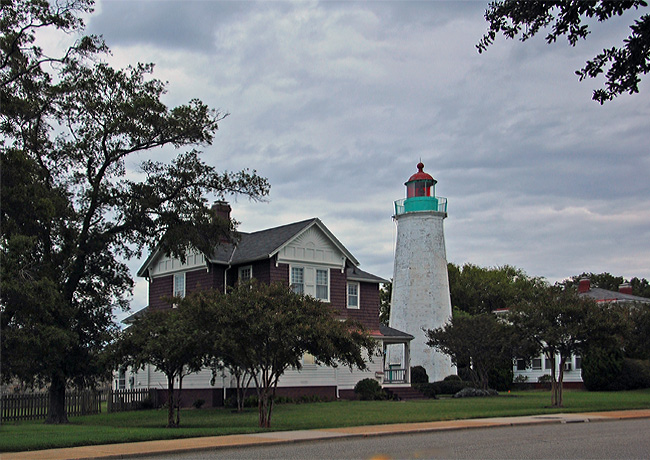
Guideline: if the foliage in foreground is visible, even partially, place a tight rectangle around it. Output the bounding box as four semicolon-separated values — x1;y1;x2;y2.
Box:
478;1;650;103
176;282;377;428
1;0;269;424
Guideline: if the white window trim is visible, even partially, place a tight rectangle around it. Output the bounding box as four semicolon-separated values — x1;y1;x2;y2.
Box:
238;265;253;283
289;264;330;301
315;268;330;302
173;272;186;305
347;281;360;309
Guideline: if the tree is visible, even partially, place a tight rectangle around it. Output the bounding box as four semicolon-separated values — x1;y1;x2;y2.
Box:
478;1;650;103
509;286;617;407
0;0;269;423
186;282;377;428
426;310;534;390
448;263;545;315
379;280;392;326
112;305;207;428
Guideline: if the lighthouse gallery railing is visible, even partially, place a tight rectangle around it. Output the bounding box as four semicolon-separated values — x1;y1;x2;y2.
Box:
394;197;447;216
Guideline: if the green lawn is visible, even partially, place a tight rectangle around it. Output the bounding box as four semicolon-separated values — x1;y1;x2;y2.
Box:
2;389;650;453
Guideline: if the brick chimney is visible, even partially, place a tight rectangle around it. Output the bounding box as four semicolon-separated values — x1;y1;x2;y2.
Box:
578;278;591;293
619;283;633;295
211;200;231;222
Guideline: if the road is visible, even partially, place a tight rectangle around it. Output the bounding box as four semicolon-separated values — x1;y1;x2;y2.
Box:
135;417;650;459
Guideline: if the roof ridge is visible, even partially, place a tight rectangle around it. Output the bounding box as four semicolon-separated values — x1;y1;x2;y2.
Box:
243;218;317;236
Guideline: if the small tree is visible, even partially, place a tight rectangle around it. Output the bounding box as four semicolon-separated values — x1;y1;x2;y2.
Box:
113;305;207;427
426;311;533;390
509;286;616;407
188;282;377;428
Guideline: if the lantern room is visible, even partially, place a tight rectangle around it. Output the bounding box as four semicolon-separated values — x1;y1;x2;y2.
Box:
394;162;447;215
405;162;436;198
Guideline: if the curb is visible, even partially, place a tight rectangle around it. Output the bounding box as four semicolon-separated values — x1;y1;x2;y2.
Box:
4;409;650;460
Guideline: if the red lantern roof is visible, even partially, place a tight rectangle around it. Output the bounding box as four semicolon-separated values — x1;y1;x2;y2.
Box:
406;162;434;183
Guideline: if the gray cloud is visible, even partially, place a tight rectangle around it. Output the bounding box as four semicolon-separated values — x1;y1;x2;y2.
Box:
88;0;649;319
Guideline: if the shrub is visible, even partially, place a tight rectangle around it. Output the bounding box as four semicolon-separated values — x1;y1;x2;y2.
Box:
136;396;156;410
192;398;205;409
412;383;437;399
443;374;461;381
582;346;624;391
453;387;498;398
354;378;387;400
416;379;472;396
243;395;259;407
488;359;514;391
618;358;650;390
411;366;429;384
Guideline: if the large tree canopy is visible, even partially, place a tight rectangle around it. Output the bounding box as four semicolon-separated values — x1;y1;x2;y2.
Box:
184;282;377;428
114;305;208;428
478;0;650;103
0;0;269;423
509;286;618;407
426;311;535;390
448;263;545;315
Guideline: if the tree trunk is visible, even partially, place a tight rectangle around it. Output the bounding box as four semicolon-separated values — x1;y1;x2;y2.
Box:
556;356;565;408
45;374;69;424
548;354;558;407
166;375;177;428
176;375;183;427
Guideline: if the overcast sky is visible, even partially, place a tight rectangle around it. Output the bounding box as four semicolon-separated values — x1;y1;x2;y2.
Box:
81;0;649;319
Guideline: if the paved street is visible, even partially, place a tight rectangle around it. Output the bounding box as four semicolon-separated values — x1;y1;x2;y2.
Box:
6;411;650;460
134;418;650;460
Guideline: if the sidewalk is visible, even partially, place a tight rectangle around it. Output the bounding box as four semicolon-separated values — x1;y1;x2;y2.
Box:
4;409;650;460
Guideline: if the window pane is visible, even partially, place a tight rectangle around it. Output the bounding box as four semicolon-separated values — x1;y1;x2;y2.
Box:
516;359;526;371
174;273;185;298
347;283;358;307
291;267;304;294
316;269;328;300
239;267;251;282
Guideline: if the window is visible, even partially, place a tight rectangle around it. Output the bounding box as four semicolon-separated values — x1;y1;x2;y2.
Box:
117;367;126;390
302;352;316;365
516;359;527;371
532;358;542;370
545;358;553;370
316;269;329;301
291;267;304;295
347;282;359;308
238;265;252;283
173;273;185;299
575;356;582;370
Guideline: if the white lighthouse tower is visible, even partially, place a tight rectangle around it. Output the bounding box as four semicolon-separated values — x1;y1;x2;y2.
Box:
388;162;454;383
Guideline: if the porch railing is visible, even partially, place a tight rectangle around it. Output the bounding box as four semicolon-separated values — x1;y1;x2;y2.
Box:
384;368;407;384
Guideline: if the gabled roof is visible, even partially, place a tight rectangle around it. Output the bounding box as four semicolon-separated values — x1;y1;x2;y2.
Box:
580;287;650;303
346;266;388;284
378;324;414;341
139;217;367;277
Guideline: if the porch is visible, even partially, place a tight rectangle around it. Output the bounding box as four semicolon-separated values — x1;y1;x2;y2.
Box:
378;324;414;386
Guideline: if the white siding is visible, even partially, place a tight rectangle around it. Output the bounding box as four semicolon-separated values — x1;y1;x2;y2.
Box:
277;226;346;269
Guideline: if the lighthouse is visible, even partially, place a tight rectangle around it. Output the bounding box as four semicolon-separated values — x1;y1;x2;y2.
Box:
388;162;454;382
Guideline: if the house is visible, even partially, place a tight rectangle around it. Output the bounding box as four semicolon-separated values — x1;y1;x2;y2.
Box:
119;202;413;405
512;278;650;387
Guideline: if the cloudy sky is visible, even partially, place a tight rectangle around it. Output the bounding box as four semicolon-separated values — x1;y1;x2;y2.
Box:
81;1;649;319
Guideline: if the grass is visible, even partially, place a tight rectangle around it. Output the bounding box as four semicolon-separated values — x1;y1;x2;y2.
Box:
2;389;650;453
